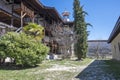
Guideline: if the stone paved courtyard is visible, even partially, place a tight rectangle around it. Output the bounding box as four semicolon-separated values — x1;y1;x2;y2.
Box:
75;60;117;80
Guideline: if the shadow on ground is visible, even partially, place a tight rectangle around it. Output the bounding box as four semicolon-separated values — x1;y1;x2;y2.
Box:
75;60;116;80
0;64;39;70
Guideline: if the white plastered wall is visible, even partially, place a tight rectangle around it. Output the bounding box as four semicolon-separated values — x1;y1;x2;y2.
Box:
111;33;120;60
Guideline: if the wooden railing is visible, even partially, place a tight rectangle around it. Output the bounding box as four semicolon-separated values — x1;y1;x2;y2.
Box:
0;22;16;29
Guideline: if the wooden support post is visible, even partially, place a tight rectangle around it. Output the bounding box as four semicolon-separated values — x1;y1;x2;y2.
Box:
55;44;57;54
37;17;38;24
52;43;53;53
36;14;39;24
21;11;26;29
32;17;35;23
21;11;23;28
11;3;14;27
43;15;46;27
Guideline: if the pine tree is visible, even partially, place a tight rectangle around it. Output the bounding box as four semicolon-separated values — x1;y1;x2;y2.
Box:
73;0;88;60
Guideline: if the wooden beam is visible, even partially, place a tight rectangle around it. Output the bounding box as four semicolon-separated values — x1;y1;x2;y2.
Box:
21;11;23;28
22;13;26;18
0;10;11;17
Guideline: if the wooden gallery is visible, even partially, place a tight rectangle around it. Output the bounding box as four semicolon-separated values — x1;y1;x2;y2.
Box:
0;0;74;58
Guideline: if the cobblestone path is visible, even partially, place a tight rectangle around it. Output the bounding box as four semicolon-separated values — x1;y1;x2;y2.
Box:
75;60;117;80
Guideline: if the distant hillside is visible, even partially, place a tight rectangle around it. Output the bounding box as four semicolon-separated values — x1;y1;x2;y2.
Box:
87;40;112;58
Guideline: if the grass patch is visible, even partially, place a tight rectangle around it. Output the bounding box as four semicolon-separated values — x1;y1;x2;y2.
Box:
43;58;93;67
0;58;93;80
104;59;120;79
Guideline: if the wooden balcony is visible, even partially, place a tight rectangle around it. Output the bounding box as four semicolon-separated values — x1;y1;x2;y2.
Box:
14;2;34;18
0;8;21;27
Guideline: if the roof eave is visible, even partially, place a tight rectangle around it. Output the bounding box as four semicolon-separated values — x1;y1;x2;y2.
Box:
108;16;120;43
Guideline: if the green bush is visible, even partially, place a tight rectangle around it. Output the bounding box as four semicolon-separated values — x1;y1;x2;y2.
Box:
0;32;49;67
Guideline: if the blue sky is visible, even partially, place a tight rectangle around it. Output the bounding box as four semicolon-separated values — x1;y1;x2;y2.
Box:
40;0;120;40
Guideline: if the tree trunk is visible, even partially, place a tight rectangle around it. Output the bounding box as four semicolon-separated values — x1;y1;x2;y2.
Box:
1;58;5;64
0;58;1;65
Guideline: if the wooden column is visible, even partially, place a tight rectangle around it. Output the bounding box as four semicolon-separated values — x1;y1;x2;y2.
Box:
11;3;14;27
51;41;54;53
36;14;39;24
21;11;23;28
20;11;26;31
43;15;46;27
31;14;35;23
20;2;34;28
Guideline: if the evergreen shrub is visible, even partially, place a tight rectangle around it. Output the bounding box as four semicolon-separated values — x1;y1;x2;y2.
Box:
0;32;49;67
